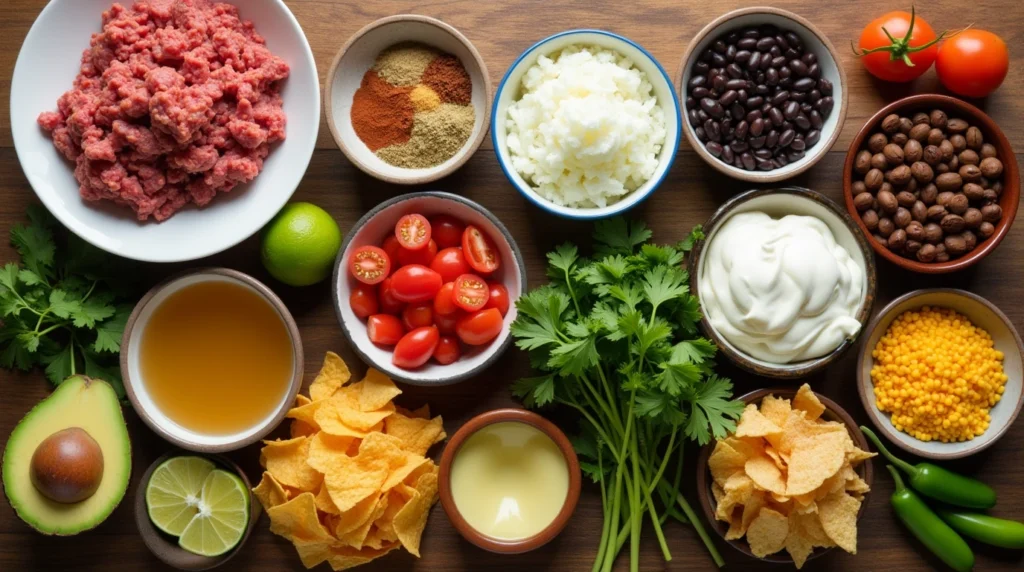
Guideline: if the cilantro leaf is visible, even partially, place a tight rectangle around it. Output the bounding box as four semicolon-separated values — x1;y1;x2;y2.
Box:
82;349;124;398
546;243;579;278
547;335;598;377
510;288;570;350
511;375;556;408
71;295;116;329
642;266;689;310
658;362;701;397
48;289;82;319
11;214;56;283
593;218;652;257
685;375;744;444
670;339;717;364
678;225;705;253
41;346;74;385
93;304;131;353
0;263;19;292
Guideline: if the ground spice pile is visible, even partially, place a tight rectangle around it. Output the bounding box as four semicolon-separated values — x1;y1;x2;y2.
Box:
350;42;475;169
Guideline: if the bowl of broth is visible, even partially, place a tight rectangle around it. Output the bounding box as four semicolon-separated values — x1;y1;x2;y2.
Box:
121;268;303;452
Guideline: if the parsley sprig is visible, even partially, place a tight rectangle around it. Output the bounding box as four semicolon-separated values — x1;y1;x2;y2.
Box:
0;206;135;397
511;218;742;571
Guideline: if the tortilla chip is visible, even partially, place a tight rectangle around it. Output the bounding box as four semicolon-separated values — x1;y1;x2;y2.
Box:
393;470;438;557
759;395;793;427
262;437;323;491
318;387;395;432
327;543;400;571
818;491;861;553
735;404;783;438
266;492;335;545
252;471;290;510
384;413;446;456
726;490;766;540
786;431;848;496
785;512;815;569
708;440;747;486
339;494;389;549
745;455;787;495
307;432;356;474
746;508;789;558
792;384;826;420
309;351;352;401
359;368;402;411
324;455;389;513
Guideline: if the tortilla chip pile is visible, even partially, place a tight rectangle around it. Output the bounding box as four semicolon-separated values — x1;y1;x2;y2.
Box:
254;352;446;570
708;385;875;568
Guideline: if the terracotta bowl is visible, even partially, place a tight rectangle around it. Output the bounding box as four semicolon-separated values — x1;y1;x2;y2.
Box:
843;94;1020;273
438;409;581;553
857;289;1024;460
695;388;874;564
687;187;877;379
135;452;262;571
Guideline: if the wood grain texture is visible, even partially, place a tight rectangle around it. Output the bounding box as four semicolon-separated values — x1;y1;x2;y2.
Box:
0;1;1022;571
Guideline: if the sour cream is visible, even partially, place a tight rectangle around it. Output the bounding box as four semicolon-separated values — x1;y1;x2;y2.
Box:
699;212;865;363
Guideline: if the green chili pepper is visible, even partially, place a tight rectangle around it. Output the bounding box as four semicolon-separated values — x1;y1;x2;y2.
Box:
886;465;975;572
861;426;996;509
936;509;1024;550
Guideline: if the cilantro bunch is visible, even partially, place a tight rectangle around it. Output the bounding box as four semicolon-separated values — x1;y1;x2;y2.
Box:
511;218;742;571
0;206;135;397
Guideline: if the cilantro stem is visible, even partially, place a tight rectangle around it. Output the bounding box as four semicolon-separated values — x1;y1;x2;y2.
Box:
37;324;64;337
33;309;50;332
630;430;641;572
672;490;725;568
592;446;610;572
558;397;623;464
68;337;75;376
81;280;98;302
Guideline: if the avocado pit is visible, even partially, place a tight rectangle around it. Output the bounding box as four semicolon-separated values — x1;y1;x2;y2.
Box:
30;427;104;504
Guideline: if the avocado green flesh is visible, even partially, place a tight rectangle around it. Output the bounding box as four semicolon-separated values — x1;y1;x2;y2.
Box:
2;376;131;535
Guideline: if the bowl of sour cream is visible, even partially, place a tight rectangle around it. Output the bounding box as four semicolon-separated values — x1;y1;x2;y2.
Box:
689;187;877;378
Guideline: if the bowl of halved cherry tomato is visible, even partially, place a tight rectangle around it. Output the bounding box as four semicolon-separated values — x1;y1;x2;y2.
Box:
333;191;526;385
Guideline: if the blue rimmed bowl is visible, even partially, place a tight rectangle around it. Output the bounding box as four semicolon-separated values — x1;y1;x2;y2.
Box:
491;30;681;220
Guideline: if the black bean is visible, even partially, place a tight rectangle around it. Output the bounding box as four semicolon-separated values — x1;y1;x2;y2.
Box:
723;80;745;92
788;150;805;161
779;66;792;80
711;74;727;93
809;110;823;130
783;100;800;120
700;49;714;62
694;61;710;76
757;159;774;170
818;78;833;96
738;37;758;50
731;141;750;153
726;32;740;44
790;59;808;76
802;52;817;65
746;109;762;122
725;44;737;62
775;34;790;51
747;51;762;70
790;137;806;151
793;113;811;130
706;141;723;157
785;47;800;60
777;154;789;167
818;96;834;118
769;107;785;126
771;158;784;168
746;96;764;109
735;120;749;140
755;71;766;84
808;89;821;103
733;155;744;169
692;87;710;99
734;50;751;64
737;89;749;104
719;89;738;107
722;146;735;163
765;68;779;86
779;129;796;147
687;109;701;128
711;52;727;67
750;135;766;149
703;119;720;142
697;109;708;123
769;90;790;106
785;32;802;49
808;63;820;79
755;148;773;160
695;126;706;141
730;103;745;120
770;56;787;69
761;101;772;114
790;91;806;103
689;75;707;90
765;130;779;148
726;63;744;79
800;103;813;114
793;77;816;92
754;37;773;52
686;96;696;108
750;117;765;137
701;97;724;118
741;152;756;170
713;40;727;54
805;129;821;147
770;46;782;58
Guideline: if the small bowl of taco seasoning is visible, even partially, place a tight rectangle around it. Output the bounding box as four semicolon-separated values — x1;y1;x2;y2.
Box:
326;15;492;184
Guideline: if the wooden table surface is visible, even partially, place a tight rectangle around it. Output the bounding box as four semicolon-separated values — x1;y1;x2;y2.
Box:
1;1;1022;570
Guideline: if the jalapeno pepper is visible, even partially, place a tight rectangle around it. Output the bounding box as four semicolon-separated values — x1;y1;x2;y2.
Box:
861;426;996;509
886;465;975;572
936;508;1024;550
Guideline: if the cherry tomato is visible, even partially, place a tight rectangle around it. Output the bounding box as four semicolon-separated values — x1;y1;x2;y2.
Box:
430;215;466;250
855;8;943;82
390;265;443;303
367;314;404;346
485;283;510;317
434;311;462;335
430;247;470;283
434;282;459;316
936;29;1009;98
382;235;402;271
455;308;503;346
402;303;434;330
349;284;379;319
397;239;437;267
462;225;501;274
349;245;391;285
393;326;439;369
378;277;405;315
395;214;431;250
453;274;489;312
433;335;462;365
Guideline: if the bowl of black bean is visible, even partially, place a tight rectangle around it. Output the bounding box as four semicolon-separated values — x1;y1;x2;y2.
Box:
678;7;847;183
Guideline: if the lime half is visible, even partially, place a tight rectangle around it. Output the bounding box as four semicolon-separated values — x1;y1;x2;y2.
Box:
177;469;250;557
146;456;216;536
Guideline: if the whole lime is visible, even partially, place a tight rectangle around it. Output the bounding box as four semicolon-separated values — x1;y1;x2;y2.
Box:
261;202;342;287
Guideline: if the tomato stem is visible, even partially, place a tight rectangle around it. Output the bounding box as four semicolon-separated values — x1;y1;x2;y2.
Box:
852;5;971;67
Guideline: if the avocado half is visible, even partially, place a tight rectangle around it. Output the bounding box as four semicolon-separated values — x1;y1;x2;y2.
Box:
2;376;131;535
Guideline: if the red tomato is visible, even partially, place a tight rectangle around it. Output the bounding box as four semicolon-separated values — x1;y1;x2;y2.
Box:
434;311;462;335
434;282;459;316
936;30;1009;98
382;236;402;271
462;226;501;274
393;326;439;369
378;277;405;315
455;308;503;346
430;215;466;249
395;214;431;250
430;247;470;283
349;284;379;319
349;245;391;285
367;314;404;346
485;283;511;317
402;303;434;330
390;265;443;303
855;9;940;82
433;335;462;365
453;274;489;312
397;240;437;267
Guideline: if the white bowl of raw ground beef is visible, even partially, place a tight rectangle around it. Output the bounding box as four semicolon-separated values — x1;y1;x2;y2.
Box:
10;0;319;262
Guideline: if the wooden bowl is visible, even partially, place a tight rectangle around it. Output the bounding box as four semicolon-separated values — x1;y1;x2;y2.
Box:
437;409;581;554
134;452;262;571
688;187;876;379
677;7;848;183
857;289;1024;459
842;94;1020;273
324;14;491;184
695;388;874;564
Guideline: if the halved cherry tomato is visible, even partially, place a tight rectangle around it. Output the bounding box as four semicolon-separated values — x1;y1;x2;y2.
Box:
430;215;466;250
350;245;391;285
453;274;489;312
349;284;379;319
393;326;439;369
378;277;405;315
434;311;462;335
430;247;470;283
433;335;461;365
462;226;500;274
402;303;434;330
397;239;437;267
485;283;510;317
395;214;431;250
390;265;443;303
367;314;404;345
455;308;503;346
382;235;402;271
434;282;459;316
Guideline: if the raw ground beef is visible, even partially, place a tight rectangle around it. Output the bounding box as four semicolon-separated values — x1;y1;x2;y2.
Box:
37;0;289;222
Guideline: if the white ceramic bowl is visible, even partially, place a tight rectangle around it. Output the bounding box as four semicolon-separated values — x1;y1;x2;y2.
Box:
492;29;681;219
10;0;319;262
677;7;848;182
333;192;525;386
857;289;1024;460
324;15;491;185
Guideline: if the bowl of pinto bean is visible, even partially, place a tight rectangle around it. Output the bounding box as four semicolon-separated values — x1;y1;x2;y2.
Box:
678;7;848;183
844;94;1020;274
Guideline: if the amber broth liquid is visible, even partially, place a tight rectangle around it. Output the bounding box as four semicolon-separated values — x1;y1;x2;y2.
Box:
140;280;293;436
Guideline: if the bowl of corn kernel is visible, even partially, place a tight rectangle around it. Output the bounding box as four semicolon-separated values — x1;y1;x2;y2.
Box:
857;289;1024;459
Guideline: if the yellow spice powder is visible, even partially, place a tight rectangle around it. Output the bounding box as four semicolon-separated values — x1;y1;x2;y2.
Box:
410;85;441;112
